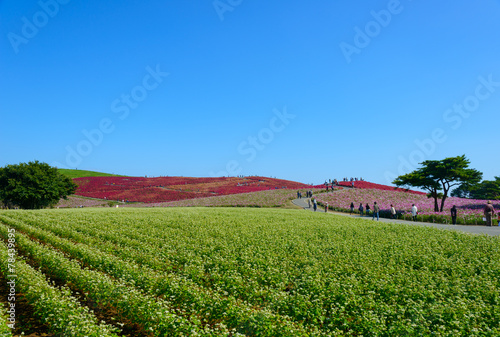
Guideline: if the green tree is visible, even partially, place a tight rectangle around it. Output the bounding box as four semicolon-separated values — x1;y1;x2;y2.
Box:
0;161;77;209
453;177;500;200
450;184;475;199
393;155;482;212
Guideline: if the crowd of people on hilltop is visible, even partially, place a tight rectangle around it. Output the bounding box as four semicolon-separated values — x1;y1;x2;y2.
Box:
341;177;364;182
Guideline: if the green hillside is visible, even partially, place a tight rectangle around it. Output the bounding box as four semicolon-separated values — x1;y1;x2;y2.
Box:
58;169;123;179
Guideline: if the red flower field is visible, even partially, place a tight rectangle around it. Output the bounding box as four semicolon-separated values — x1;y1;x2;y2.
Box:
74;176;312;203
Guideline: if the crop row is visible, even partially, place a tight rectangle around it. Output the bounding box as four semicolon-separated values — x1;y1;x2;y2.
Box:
0;221;226;336
0;237;119;336
0;302;13;336
0;213;313;336
3;208;500;335
2;210;337;332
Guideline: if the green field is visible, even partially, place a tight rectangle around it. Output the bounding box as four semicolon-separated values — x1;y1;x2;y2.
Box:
1;208;499;336
57;168;123;179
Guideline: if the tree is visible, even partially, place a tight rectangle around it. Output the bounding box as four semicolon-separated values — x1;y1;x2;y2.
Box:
450;184;475;199
453;177;500;200
393;155;482;212
0;161;77;209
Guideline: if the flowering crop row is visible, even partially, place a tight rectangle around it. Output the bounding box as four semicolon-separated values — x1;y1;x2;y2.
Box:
0;302;12;337
0;235;120;336
315;189;500;225
0;217;217;336
6;209;333;325
0;212;312;336
0;302;12;336
2;208;500;335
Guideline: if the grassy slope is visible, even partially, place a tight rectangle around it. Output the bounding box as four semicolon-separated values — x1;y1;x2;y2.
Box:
58;169;123;179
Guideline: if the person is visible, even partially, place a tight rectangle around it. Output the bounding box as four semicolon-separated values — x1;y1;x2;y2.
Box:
390;204;396;219
297;190;300;199
325;202;328;213
484;201;495;226
313;199;317;212
373;202;379;221
411;204;418;221
308;199;311;208
450;205;457;225
358;203;364;216
350;202;354;215
365;203;370;216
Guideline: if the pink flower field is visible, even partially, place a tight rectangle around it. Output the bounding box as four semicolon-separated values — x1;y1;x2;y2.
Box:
126;189;323;208
315;189;500;225
55;196;111;208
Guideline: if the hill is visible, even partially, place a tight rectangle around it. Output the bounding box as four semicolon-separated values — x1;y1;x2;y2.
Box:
337;180;426;195
73;176;312;203
58;169;123;179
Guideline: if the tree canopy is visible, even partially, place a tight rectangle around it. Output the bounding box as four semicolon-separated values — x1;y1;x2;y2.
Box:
452;177;500;200
0;161;77;209
393;155;482;212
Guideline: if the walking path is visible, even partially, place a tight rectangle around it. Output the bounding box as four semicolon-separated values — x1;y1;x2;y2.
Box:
292;197;500;236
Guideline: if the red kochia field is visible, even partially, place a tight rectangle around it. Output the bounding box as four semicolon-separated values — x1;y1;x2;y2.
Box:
74;176;311;203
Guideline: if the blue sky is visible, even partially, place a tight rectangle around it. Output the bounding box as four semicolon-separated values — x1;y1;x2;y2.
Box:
1;0;499;185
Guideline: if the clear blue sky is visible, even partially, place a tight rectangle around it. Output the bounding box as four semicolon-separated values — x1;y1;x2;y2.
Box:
1;0;499;185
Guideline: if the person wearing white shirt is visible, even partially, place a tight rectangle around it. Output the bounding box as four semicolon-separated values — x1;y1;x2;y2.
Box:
411;204;418;221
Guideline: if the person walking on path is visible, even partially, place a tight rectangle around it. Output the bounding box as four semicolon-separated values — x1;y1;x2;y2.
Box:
390;204;396;219
358;203;364;216
450;205;457;225
313;199;317;212
484;201;495;226
350;202;355;215
411;204;418;222
365;203;370;216
372;202;380;221
325;203;328;213
308;199;311;208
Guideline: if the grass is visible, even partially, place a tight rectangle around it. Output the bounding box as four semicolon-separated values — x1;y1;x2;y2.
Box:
58;169;124;179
